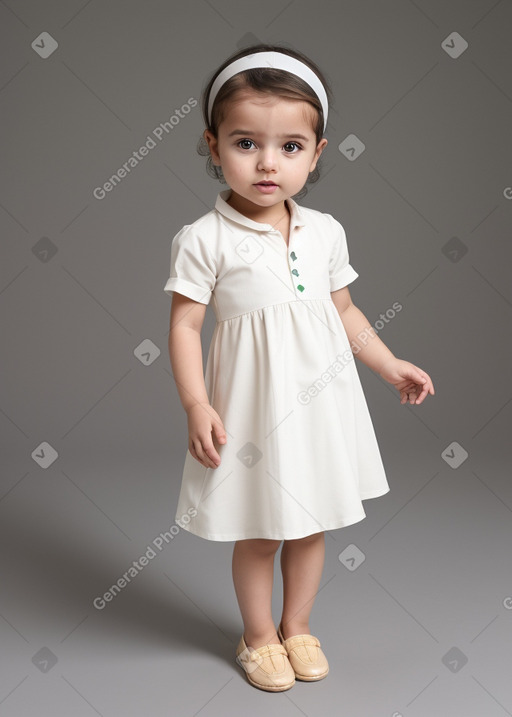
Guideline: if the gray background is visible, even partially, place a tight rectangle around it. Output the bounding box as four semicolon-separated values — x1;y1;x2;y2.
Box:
1;1;511;715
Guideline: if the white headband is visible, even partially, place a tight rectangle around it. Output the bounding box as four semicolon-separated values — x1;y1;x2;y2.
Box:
207;51;328;132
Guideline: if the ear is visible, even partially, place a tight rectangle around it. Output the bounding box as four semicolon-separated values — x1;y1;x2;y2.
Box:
309;138;328;172
203;129;221;166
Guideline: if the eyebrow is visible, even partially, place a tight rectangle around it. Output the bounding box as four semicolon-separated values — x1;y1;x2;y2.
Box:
227;129;310;141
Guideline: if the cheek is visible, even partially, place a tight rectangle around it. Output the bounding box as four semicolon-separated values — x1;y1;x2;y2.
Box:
220;147;238;165
225;150;251;171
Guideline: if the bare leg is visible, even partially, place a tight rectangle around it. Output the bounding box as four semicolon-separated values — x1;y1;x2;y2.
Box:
232;538;281;649
280;531;325;639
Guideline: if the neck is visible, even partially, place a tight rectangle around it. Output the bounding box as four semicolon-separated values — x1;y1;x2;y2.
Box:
226;190;290;225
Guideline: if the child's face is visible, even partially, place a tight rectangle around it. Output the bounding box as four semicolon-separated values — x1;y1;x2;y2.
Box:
204;91;328;208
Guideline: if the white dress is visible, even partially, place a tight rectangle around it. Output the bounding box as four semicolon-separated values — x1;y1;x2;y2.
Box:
164;189;390;541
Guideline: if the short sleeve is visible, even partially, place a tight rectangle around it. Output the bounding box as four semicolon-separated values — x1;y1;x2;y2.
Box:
326;214;359;291
163;226;217;305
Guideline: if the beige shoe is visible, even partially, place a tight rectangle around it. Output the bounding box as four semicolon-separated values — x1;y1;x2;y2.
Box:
235;634;296;691
278;622;329;681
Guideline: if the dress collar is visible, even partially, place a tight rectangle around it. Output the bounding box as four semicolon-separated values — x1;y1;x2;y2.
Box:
215;189;306;232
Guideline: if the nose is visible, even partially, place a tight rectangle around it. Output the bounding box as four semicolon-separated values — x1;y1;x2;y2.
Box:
257;148;278;173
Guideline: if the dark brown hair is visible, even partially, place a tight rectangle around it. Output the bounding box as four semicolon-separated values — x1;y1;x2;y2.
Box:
196;43;333;199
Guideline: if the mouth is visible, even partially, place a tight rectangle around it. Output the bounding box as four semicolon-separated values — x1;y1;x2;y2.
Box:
255;181;278;186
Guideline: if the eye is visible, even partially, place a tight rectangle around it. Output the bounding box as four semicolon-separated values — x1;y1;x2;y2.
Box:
237;139;255;150
283;142;302;153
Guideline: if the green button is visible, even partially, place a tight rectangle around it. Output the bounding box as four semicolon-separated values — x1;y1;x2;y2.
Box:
297;284;305;292
291;269;299;277
290;251;297;261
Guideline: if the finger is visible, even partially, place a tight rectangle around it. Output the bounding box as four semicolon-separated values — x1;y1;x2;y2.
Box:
198;435;222;467
192;438;218;469
417;372;434;393
189;443;198;461
190;440;206;467
397;378;420;392
404;368;429;387
204;443;222;467
417;383;430;403
416;376;435;403
409;384;424;404
213;422;227;444
402;383;417;394
421;374;434;393
406;386;421;404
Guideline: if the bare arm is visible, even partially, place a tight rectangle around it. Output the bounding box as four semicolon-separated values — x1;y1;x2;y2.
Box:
331;286;435;404
168;292;227;467
169;292;210;412
330;286;395;373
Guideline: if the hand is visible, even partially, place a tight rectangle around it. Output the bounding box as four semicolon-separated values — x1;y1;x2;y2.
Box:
186;402;227;468
378;358;435;405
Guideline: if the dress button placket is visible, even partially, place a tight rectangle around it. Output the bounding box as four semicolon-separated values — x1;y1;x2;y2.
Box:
289;250;305;293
